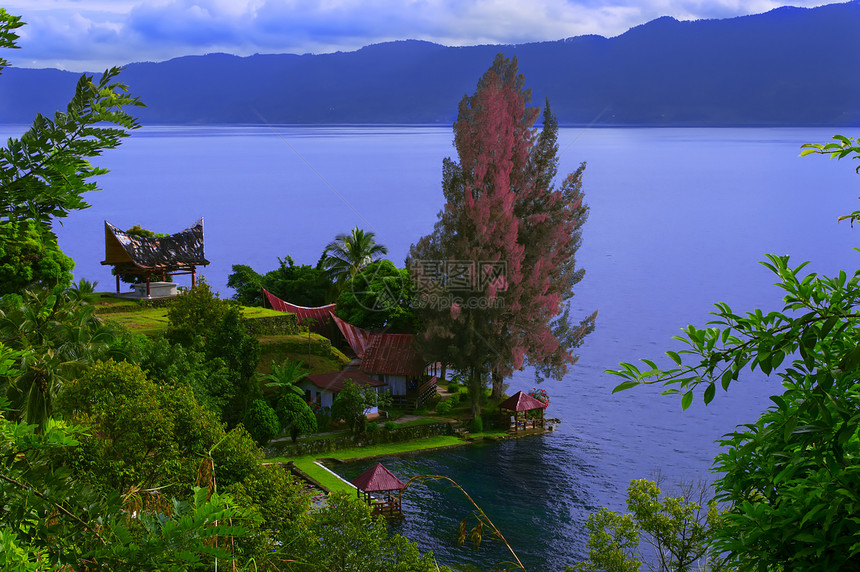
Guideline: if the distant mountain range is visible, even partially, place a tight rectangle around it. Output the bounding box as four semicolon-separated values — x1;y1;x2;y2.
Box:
1;1;858;126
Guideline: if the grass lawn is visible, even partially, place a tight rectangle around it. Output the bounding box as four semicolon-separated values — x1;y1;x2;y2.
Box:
270;435;469;494
100;308;169;336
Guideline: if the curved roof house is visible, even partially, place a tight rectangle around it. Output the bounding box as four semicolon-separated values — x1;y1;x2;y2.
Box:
101;219;209;296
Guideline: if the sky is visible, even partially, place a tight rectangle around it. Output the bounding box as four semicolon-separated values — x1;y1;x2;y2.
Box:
0;0;844;71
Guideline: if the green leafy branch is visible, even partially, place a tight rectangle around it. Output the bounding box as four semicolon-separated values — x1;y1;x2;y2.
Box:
0;67;144;225
608;254;860;409
800;135;860;223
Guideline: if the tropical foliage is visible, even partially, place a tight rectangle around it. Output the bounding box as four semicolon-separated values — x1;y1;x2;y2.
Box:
0;9;446;570
322;227;389;291
336;259;419;332
0;9;142;296
0;285;125;429
331;379;390;434
260;357;309;397
274;392;317;442
228;255;333;307
569;478;724;572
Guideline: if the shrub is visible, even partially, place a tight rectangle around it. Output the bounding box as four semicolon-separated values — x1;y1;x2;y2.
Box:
244;399;280;446
315;408;332;432
469;416;483;433
275;393;317;442
436;400;453;415
366;422;379;433
165;278;231;346
383;421;397;432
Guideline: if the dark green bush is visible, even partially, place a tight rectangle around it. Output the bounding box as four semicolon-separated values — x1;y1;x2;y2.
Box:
469;416;483;433
383;421;397;432
366;422;379;433
244;399;280;446
275;393;317;442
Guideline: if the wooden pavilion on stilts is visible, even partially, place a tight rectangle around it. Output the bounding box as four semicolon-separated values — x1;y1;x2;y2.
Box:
498;391;548;433
101;219;209;297
351;463;406;517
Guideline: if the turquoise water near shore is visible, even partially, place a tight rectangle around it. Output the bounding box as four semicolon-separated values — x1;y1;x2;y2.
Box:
2;124;857;570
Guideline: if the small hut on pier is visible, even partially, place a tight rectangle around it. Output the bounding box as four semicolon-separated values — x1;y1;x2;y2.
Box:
498;391;548;433
101;220;209;296
351;463;406;516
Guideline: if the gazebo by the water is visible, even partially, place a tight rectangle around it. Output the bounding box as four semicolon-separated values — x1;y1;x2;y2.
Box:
351;463;406;516
498;391;548;433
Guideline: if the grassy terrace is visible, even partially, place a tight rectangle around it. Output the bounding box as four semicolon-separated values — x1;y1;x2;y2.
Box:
89;293;348;373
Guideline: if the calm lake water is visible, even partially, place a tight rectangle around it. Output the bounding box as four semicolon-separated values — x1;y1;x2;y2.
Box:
3;124;859;570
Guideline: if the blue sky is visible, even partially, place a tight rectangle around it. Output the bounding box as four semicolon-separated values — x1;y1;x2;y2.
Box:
1;0;842;71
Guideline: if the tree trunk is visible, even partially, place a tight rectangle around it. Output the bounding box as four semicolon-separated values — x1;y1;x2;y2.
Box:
469;367;483;418
439;362;447;384
491;369;505;401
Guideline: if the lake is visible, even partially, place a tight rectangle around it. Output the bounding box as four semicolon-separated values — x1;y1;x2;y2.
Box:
3;124;858;570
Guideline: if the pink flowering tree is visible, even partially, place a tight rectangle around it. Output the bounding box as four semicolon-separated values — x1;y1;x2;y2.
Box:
410;54;596;416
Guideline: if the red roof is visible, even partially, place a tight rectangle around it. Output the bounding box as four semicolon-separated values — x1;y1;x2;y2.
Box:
331;313;373;357
262;288;335;325
352;463;406;492
360;334;424;377
498;391;548;412
303;370;385;393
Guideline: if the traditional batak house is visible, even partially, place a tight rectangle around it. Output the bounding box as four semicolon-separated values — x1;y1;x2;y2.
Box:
358;333;435;410
263;290;438;412
101;219;209;297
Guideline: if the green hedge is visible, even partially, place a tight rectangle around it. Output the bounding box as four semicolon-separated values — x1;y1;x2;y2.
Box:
265;422;456;458
245;314;299;336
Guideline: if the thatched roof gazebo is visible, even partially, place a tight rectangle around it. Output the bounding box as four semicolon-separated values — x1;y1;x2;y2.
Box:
498;391;548;433
101;219;209;296
351;463;406;516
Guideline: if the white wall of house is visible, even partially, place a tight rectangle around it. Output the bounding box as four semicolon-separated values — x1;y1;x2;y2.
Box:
299;381;380;416
299;382;334;409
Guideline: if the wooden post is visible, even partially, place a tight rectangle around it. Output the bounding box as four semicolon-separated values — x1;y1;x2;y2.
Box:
116;273;120;294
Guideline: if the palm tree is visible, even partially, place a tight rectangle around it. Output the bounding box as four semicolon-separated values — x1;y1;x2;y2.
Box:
321;227;388;291
0;286;124;430
259;359;309;398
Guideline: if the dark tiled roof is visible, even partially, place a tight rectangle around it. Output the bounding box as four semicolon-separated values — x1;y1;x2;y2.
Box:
352;463;406;492
102;219;209;269
360;334;424;377
303;370;385;393
498;391;548;412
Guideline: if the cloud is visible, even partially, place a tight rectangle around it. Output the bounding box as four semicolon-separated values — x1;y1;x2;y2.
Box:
0;0;842;71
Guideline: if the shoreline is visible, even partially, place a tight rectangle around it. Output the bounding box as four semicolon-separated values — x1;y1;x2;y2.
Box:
268;429;549;494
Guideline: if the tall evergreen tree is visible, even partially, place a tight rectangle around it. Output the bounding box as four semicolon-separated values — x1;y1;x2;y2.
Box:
410;54;596;414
